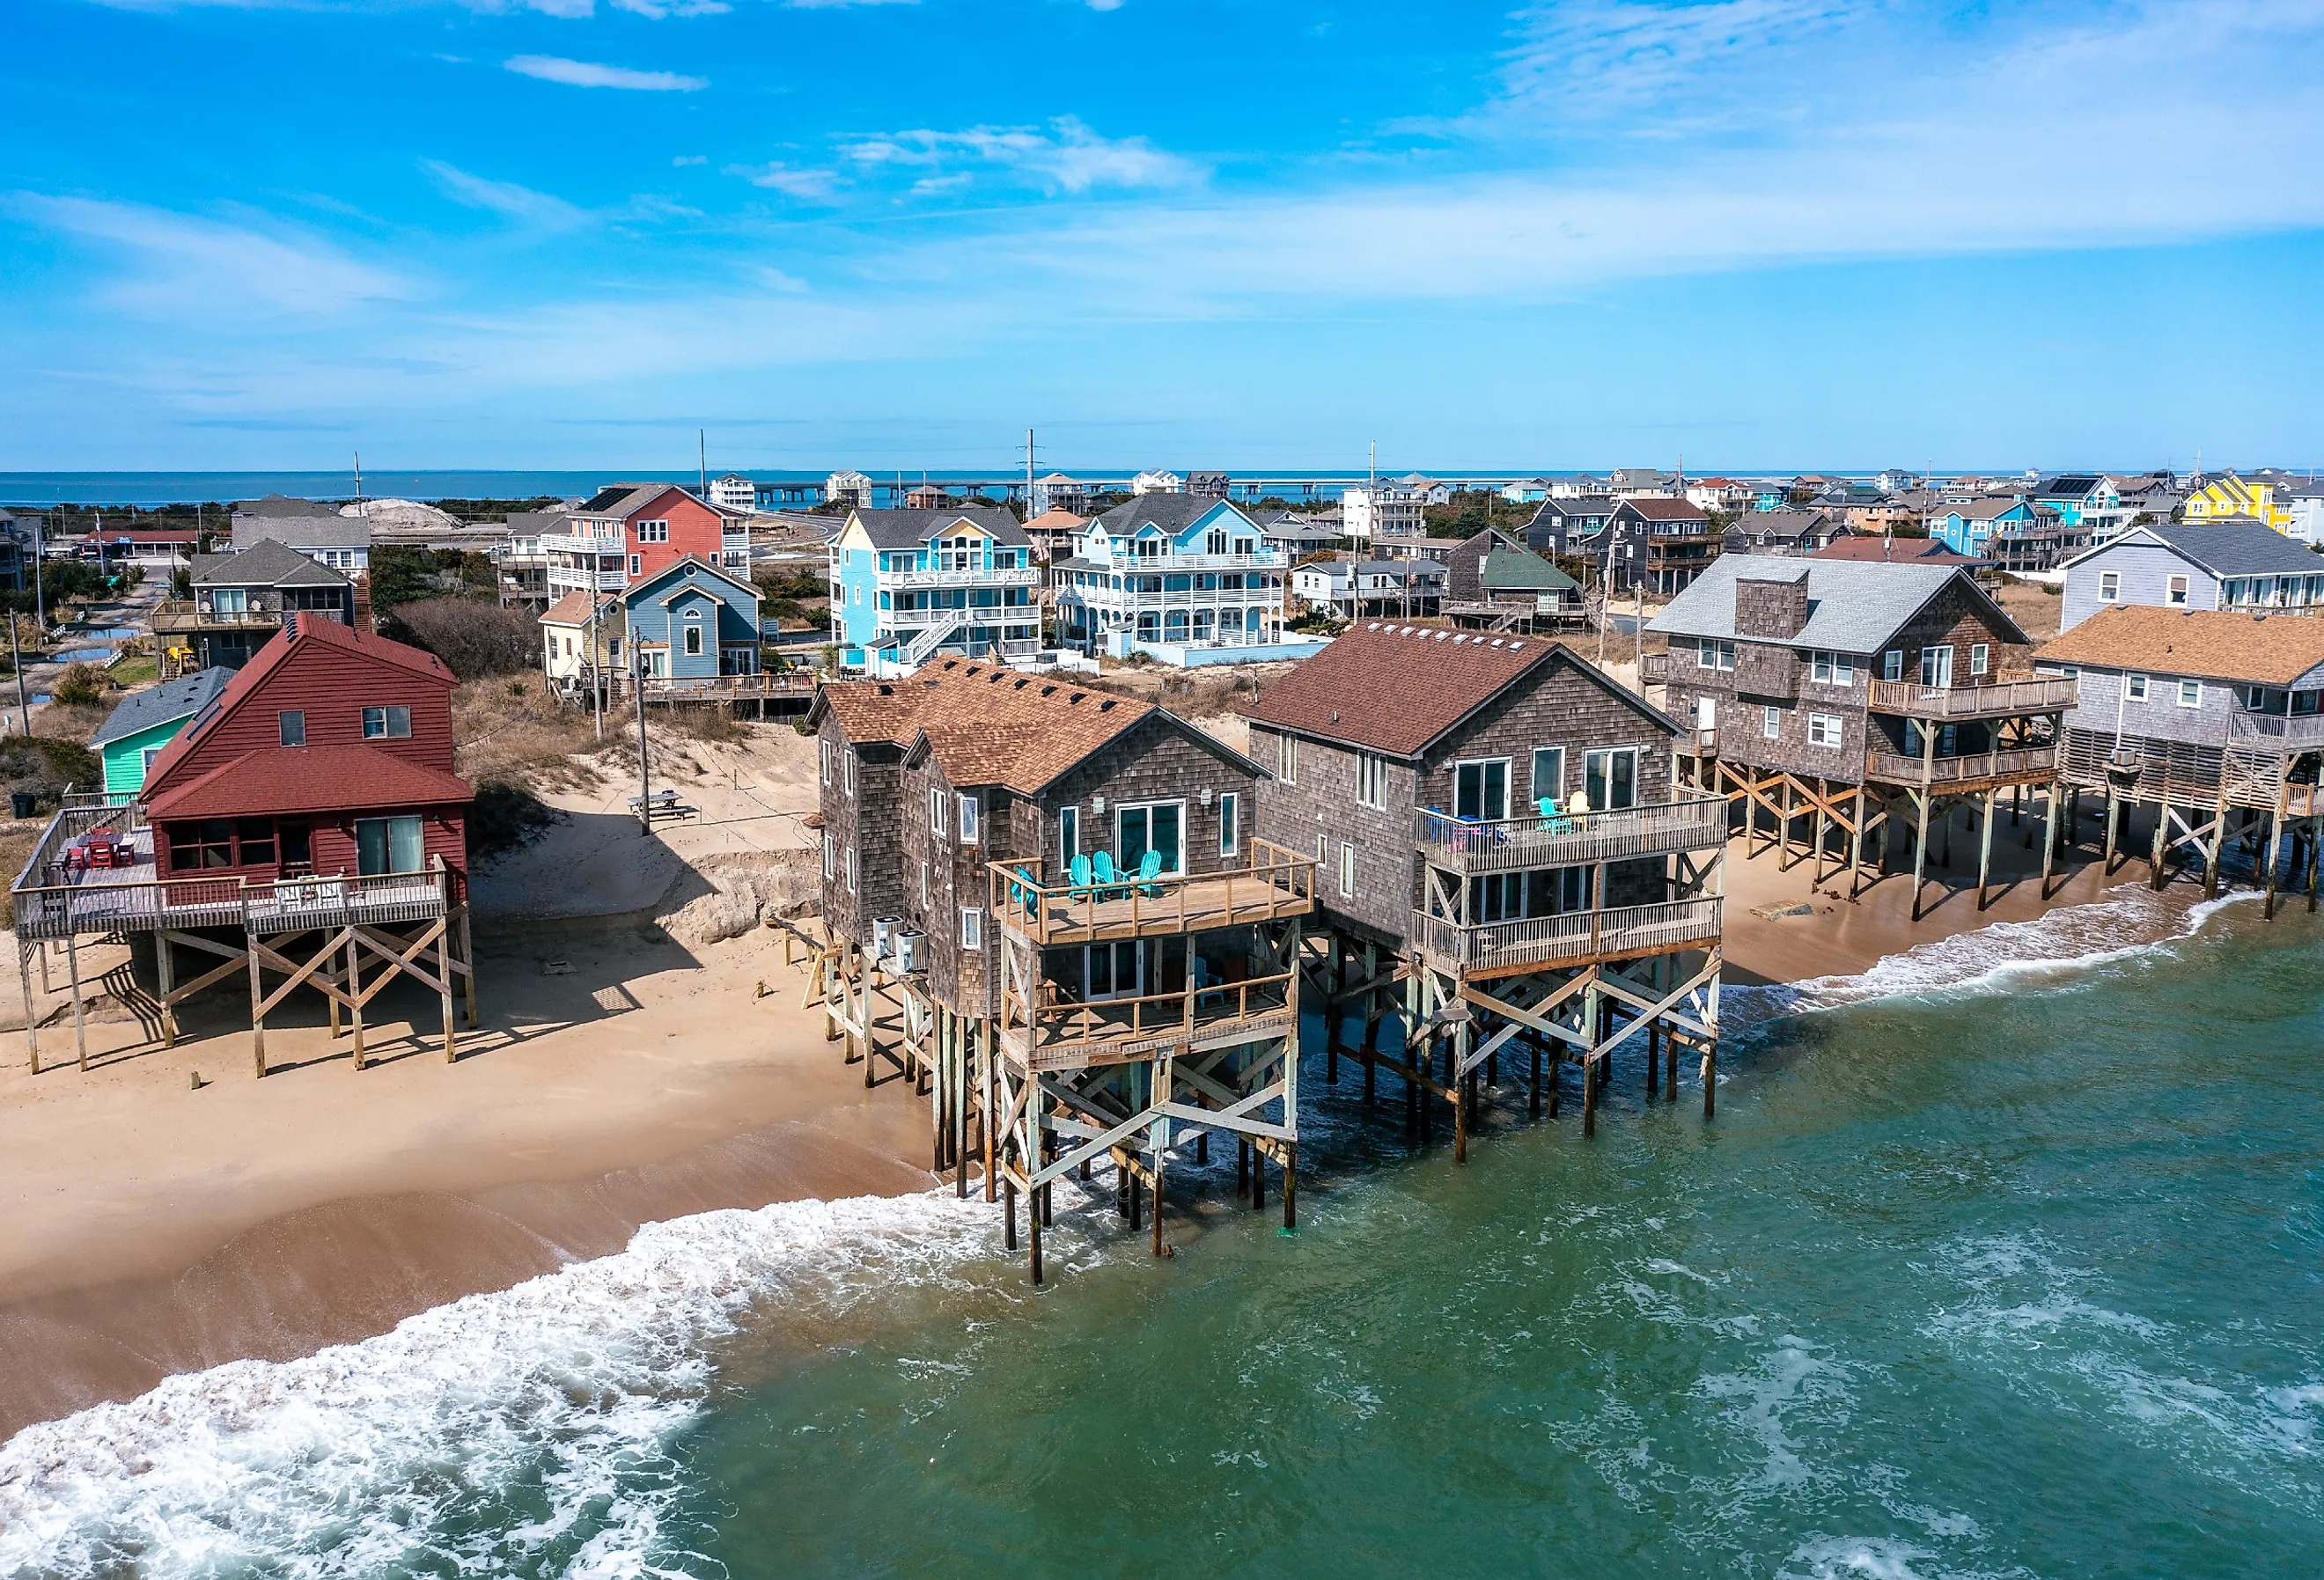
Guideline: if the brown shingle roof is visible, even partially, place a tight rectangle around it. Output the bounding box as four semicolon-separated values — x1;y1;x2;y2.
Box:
813;659;1174;793
539;590;617;627
2037;606;2324;687
1622;496;1708;520
1241;622;1565;757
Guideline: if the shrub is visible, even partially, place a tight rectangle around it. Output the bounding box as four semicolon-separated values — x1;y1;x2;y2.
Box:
387;598;541;679
469;780;564;861
52;662;107;708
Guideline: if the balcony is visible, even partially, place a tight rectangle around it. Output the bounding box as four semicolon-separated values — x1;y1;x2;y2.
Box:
548;566;629;594
881;564;1042;591
1868;675;2078;720
1416;896;1724;974
151;601;281;635
2229;710;2324;748
1088;552;1290;573
989;839;1316;947
998;967;1298;1072
1864;744;2059;788
1640;651;1673;683
1416;797;1726;875
542;533;624;555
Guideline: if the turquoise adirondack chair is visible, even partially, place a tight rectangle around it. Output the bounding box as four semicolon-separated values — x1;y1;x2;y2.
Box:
1136;849;1164;897
1538;796;1571;834
1068;852;1094;894
1092;849;1121;900
1011;864;1039;917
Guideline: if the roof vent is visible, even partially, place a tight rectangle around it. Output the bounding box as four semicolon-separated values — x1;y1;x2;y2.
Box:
1509;642;1526;651
1331;709;1340;723
1435;630;1450;641
1041;684;1058;696
1099;699;1116;710
1069;690;1085;704
877;684;894;696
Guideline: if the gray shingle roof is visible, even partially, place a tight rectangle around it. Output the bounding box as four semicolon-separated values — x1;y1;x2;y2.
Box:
232;493;338;519
1091;495;1253;536
228;513;370;552
192;539;352;588
1646;555;2025;654
2137;519;2324;577
91;666;235;749
847;507;1030;550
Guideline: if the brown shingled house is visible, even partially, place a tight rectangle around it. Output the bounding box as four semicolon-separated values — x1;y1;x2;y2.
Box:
1242;621;1727;1150
806;658;1317;1279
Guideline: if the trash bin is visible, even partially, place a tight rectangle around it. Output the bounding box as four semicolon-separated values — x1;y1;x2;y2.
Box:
10;791;36;819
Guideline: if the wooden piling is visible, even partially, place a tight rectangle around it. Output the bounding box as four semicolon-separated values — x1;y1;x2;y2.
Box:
63;931;86;1073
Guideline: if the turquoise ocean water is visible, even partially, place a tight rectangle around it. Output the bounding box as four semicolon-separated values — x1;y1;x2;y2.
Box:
4;886;2320;1577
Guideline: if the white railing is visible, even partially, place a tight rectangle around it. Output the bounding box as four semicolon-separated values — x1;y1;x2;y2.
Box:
2231;710;2324;746
881;565;1042;590
1083;552;1289;573
542;533;624;555
1415;797;1728;872
548;567;628;593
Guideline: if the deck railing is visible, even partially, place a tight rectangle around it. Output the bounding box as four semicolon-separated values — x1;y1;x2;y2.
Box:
990;838;1316;945
1416;895;1723;973
12;835;462;942
1004;966;1297;1069
2230;710;2324;747
614;672;817;700
1867;675;2078;718
1863;744;2058;787
151;601;283;633
1640;651;1673;683
1415;797;1726;873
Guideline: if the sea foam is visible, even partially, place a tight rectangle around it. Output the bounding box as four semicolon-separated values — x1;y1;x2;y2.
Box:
0;1192;998;1578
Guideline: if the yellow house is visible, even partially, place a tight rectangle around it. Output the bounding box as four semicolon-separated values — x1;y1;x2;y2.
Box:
2183;473;2296;533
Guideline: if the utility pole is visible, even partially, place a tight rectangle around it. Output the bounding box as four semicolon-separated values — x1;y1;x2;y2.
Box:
1026;428;1035;514
589;594;607;742
355;451;364;508
699;429;709;498
635;644;653;834
9;603;28;736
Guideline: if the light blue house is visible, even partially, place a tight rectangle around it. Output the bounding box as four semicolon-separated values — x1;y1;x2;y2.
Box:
1053;496;1298;662
1931;497;2039;556
621;555;761;680
827;506;1041;672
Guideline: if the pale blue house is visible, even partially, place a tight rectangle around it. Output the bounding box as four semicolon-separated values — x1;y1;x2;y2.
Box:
1053;496;1295;661
621;555;762;680
1931;497;2039;556
827;506;1040;672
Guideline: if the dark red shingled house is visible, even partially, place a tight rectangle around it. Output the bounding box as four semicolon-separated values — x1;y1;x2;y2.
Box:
137;614;472;883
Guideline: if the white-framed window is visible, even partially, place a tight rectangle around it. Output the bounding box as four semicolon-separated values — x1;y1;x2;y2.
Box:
1058;805;1079;866
1583;748;1638;812
1276;732;1297;783
921;859;930;906
1453;758;1511;820
2177;679;2203;709
1355;753;1386;809
844;754;857;797
1696;637;1736;671
2166;575;2189;606
1217;792;1239;857
1807;713;1842;748
141;746;163;777
958;792;980;845
845;846;857;893
1920;645;1954;688
929;787;946;838
820;738;832;783
1529;746;1563;803
1810;650;1855;686
960;906;982;950
1763;705;1782;739
635;519;670;543
683;623;703;657
1339;841;1356;898
822;833;835;879
1970;643;1989;677
2100;570;2122;601
629;555;642;578
2125;672;2149;702
361;705;411;739
1882;649;1903;682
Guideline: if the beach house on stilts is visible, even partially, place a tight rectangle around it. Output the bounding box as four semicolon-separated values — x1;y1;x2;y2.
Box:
2034;607;2324;913
807;660;1315;1281
1242;622;1727;1150
1647;558;2078;918
11;615;476;1076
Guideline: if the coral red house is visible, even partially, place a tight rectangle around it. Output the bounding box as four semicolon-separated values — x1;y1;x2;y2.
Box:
548;483;747;599
138;614;472;884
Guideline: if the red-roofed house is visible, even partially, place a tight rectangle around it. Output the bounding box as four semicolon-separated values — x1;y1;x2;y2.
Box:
140;614;471;884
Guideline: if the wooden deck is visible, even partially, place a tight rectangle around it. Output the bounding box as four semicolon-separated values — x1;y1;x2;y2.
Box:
1868;675;2078;721
991;840;1316;945
1416;797;1727;875
998;971;1298;1071
1415;895;1724;977
1863;744;2059;790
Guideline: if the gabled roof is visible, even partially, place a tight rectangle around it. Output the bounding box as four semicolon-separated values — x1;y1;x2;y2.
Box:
1533;495;1618;516
1242;621;1670;758
624;553;757;608
2060;519;2323;577
1812;536;1982;566
191;539;349;589
1021;508;1088;533
576;482;673;517
1647;555;2026;654
1090;495;1254;537
2036;606;2324;687
91;667;235;749
1941;496;2033;520
1727;508;1832;543
140;614;456;792
1614;496;1707;521
232;494;338;519
844;507;1030;550
146;744;472;820
227;513;370;552
539;590;620;627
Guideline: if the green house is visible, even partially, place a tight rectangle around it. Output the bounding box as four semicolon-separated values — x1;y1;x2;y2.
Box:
90;667;235;804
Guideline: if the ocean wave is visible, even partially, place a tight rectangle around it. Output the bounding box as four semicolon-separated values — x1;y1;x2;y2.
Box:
0;1193;1000;1579
1726;886;2261;1035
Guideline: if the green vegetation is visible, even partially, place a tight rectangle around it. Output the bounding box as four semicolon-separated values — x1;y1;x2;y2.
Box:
51;663;108;708
383;598;541;679
370;546;495;613
1422;489;1531;539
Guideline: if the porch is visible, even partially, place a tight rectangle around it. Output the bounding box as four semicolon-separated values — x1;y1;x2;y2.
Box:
989;839;1316;947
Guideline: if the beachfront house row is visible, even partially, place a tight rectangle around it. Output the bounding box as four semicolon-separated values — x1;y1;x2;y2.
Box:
546;484;746;599
1052;496;1290;659
809;659;1313;1272
1242;622;1726;1137
2034;606;2324;898
152;540;357;672
1647;555;2075;911
2056;520;2324;633
230;496;371;573
828;506;1041;672
621;555;763;680
90;666;235;803
139;614;471;886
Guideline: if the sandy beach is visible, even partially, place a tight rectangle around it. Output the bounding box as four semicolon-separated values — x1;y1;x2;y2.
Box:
0;726;2183;1441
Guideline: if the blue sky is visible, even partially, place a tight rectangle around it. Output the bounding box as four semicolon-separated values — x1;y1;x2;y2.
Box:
5;0;2323;474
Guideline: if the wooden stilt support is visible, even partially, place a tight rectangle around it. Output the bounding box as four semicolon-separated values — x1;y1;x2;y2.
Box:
457;906;476;1027
1283;1143;1298;1232
247;925;268;1078
19;941;39;1076
347;932;366;1071
1976;786;1997;911
1151;1155;1165;1258
1029;1187;1042;1284
2041;781;2061;900
1910;791;1931;922
63;931;87;1072
154;931;178;1047
1004;1178;1018;1252
1702;1042;1716;1120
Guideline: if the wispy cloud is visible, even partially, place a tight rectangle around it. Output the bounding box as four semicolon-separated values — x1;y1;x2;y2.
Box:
725;161;842;198
423;161;586;228
1498;0;1861;118
841;116;1204;195
504;55;707;91
10;194;413;319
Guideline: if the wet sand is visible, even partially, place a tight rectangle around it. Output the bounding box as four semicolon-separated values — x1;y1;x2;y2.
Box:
0;792;2190;1441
